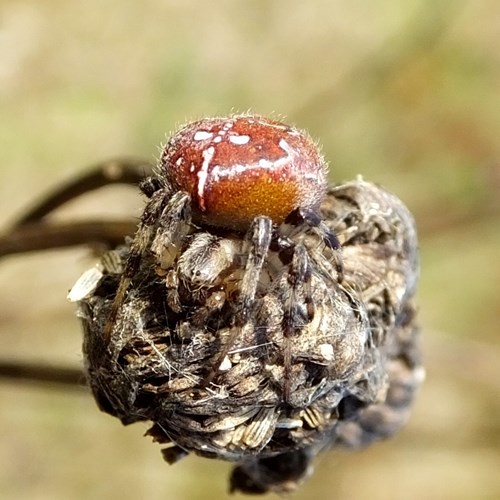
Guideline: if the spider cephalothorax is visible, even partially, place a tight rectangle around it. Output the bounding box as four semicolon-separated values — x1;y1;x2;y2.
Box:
68;114;422;494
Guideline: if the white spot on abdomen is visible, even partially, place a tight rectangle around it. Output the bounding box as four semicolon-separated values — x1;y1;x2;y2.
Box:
229;134;250;145
197;146;215;210
194;131;214;141
279;138;293;156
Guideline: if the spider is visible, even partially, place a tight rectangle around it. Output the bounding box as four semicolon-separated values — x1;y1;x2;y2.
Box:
0;114;423;494
98;115;344;396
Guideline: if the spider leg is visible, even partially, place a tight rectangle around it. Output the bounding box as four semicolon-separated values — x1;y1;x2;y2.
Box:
203;216;272;386
151;191;192;312
281;243;313;402
150;191;192;263
284;207;344;283
103;190;191;343
238;216;273;319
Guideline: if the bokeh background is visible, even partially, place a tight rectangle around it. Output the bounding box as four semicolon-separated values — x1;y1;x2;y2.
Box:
0;1;499;499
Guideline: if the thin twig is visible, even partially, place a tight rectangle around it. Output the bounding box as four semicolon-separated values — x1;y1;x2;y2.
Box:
0;219;136;259
12;158;152;227
0;360;86;389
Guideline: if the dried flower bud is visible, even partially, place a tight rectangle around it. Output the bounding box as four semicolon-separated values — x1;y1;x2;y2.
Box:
71;117;422;494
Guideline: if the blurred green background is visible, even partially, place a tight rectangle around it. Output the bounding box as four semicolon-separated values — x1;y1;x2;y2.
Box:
0;1;499;499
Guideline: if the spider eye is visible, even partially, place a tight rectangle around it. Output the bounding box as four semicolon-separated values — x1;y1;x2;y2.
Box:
160;115;328;231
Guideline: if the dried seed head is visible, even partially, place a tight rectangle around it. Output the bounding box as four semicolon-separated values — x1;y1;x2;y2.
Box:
160;115;328;231
74;115;422;494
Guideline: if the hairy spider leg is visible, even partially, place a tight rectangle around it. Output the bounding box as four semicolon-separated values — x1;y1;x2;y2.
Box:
203;216;273;387
281;243;313;402
283;207;344;283
150;191;192;260
103;189;191;343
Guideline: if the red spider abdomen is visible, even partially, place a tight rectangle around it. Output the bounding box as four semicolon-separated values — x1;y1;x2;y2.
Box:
161;115;328;231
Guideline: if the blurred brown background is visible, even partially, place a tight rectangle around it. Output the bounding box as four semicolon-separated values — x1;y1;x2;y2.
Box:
0;1;499;499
